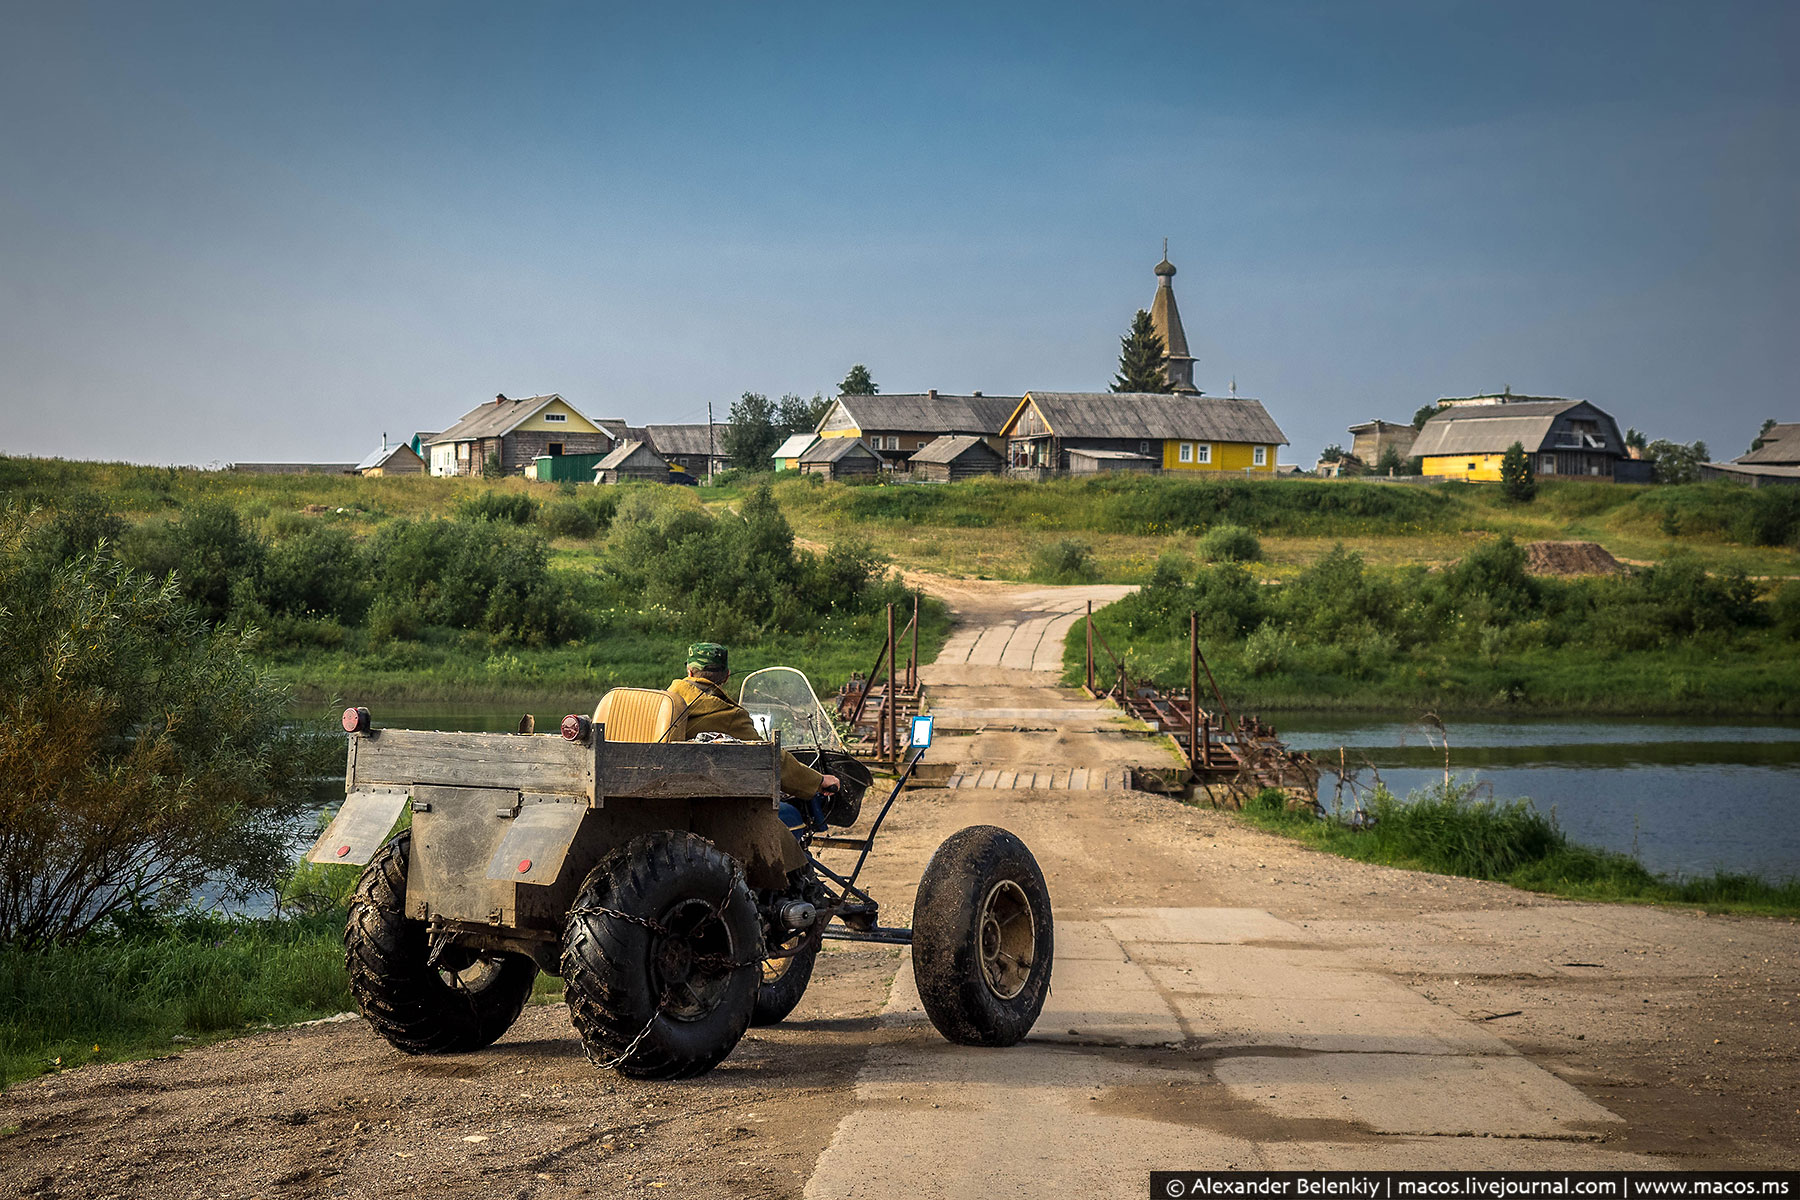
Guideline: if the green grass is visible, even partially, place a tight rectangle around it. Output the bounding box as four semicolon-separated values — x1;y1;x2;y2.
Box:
0;910;353;1088
1239;783;1800;916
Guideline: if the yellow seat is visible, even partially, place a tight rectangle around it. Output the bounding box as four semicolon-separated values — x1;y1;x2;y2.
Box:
592;687;685;743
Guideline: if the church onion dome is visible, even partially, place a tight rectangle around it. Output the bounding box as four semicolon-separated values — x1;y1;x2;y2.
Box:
1154;256;1177;278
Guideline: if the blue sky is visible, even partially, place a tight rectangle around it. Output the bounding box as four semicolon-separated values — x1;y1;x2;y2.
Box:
2;0;1795;465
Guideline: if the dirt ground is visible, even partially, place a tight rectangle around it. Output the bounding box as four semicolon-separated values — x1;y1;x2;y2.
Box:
3;576;1796;1196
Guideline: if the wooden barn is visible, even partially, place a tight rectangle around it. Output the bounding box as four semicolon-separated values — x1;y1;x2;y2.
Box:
1067;447;1157;474
593;440;671;484
909;435;1004;482
799;437;882;481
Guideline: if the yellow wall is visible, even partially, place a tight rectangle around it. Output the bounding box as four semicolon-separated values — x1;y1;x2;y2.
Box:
516;398;600;434
1160;440;1276;473
1421;454;1505;481
819;428;860;438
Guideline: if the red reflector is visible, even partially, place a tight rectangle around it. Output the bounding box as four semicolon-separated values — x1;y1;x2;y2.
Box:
336;845;351;858
517;859;532;874
560;714;586;741
342;706;370;733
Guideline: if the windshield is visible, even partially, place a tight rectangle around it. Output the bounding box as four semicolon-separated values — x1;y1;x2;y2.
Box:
738;667;844;753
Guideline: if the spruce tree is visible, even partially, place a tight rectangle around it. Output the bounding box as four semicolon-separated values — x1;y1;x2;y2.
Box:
838;364;878;395
1112;310;1171;393
1500;441;1536;502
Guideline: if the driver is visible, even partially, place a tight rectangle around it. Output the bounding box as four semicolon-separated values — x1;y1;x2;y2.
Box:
668;643;840;804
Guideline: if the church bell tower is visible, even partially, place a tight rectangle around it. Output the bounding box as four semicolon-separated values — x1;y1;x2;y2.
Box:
1149;242;1199;394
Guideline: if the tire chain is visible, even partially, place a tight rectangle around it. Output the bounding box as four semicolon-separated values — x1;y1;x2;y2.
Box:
568;860;766;1071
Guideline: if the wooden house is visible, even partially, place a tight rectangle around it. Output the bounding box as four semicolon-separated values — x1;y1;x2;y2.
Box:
644;423;732;476
1733;422;1800;468
593;440;673;485
1412;398;1625;481
426;394;612;477
1347;419;1418;465
909;435;1004;482
814;391;1021;470
999;393;1287;475
798;437;882;481
354;439;426;477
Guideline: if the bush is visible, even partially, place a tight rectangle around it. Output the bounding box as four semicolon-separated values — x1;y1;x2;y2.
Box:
1197;523;1261;562
1442;536;1538;623
1029;538;1097;583
1734;487;1800;548
541;492;617;540
1242;623;1293;676
261;523;369;621
366;519;579;643
1772;580;1800;638
456;491;538;525
0;511;335;944
128;501;267;624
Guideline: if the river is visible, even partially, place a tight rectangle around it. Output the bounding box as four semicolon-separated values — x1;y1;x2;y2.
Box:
1274;714;1800;882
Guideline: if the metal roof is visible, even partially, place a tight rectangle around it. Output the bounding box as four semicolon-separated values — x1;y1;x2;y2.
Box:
828;394;1022;435
1012;393;1288;445
428;394;586;445
771;433;817;460
354;443;420;472
1735;423;1800;465
1068;448;1155;461
1409;399;1617;457
644;423;730;456
801;437;880;463
909;435;998;465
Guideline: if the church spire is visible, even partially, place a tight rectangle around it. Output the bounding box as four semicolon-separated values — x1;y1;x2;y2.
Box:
1149;241;1199;394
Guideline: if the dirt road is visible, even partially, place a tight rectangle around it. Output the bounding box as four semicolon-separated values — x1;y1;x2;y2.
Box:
4;579;1797;1198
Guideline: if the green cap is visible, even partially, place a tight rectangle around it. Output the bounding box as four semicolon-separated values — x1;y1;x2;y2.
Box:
686;642;728;672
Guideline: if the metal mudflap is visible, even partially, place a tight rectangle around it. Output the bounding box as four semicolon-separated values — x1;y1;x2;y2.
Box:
485;795;590;885
307;788;410;865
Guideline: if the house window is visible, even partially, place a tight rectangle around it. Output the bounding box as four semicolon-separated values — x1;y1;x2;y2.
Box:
887;436;900;450
1196;443;1212;464
1254;446;1267;466
1139;441;1151;455
543;412;567;423
548;442;564;456
1178;442;1193;463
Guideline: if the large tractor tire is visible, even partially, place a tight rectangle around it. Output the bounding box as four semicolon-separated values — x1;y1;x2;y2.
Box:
911;825;1054;1047
750;926;822;1027
562;831;761;1079
344;831;538;1055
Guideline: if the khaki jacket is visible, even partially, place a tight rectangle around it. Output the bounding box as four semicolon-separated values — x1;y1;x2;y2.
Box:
666;677;825;798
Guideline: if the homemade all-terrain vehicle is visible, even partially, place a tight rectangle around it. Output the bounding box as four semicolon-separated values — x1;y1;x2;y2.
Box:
309;667;1053;1080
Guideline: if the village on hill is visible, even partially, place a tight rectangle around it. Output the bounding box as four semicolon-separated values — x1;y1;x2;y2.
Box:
228;249;1796;493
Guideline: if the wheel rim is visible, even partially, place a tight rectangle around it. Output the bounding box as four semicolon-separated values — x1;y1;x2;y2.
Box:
977;879;1035;1000
436;948;508;994
650;898;740;1021
761;931;809;985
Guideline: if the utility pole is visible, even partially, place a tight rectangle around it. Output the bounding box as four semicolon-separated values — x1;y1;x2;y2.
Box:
706;401;715;483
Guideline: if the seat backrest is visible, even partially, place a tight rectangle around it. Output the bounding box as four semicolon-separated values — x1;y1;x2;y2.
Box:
592;687;685;743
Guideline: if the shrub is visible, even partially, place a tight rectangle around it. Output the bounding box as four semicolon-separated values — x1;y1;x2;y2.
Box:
1499;441;1536;502
1197;523;1261;562
542;492;617;540
141;501;268;624
1242;622;1293;676
261;523;369;621
456;490;538;525
0;511;334;944
1442;536;1538;623
27;494;125;562
1029;538;1097;583
1773;581;1800;638
1734;487;1800;548
366;519;579;643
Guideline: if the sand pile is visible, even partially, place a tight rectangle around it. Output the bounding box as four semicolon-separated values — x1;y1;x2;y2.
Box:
1524;540;1623;576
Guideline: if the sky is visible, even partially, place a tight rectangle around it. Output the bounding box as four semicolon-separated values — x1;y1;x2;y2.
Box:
1;0;1796;466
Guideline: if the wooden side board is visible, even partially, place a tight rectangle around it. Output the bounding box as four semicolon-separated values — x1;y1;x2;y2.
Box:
345;731;781;803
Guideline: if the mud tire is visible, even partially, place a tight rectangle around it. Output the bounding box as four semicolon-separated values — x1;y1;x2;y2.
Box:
911;825;1053;1047
750;927;821;1026
343;831;538;1055
562;831;761;1079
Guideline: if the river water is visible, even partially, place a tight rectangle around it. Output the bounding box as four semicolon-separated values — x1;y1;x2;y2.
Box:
327;704;1800;884
1274;714;1800;882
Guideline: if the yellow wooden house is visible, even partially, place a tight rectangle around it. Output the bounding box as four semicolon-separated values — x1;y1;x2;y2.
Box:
999;392;1287;474
426;394;611;477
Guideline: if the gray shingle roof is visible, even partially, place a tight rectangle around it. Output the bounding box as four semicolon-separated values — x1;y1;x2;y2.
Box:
1736;423;1800;465
909;435;996;465
1013;393;1288;445
644;423;730;456
829;394;1023;435
801;437;880;463
354;443;420;472
1410;400;1597;457
428;394;583;444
